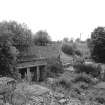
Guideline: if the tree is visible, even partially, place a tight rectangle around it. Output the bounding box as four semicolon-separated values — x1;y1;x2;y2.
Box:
0;21;32;51
62;43;75;55
75;38;81;43
61;43;82;56
63;37;69;42
0;40;19;77
0;20;33;78
89;27;105;63
33;30;51;46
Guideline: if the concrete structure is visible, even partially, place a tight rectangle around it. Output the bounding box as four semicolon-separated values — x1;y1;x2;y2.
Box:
16;45;60;82
16;44;75;82
16;58;47;82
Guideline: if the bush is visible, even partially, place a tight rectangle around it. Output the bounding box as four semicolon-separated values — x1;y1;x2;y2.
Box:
57;78;72;90
75;49;82;56
62;43;82;57
44;58;64;78
62;43;75;55
95;97;105;104
72;73;93;84
73;63;101;77
51;77;72;92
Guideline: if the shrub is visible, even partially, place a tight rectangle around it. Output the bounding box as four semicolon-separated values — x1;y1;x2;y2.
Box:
62;43;75;55
72;73;93;84
95;97;105;104
74;56;84;65
51;77;72;92
74;49;82;56
62;43;82;57
57;78;72;90
59;71;76;81
44;58;64;78
73;63;101;77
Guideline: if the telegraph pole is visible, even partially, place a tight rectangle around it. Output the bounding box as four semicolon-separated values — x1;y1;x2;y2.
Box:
80;33;82;40
58;40;64;62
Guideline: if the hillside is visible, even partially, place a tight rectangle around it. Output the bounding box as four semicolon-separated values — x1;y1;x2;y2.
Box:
18;44;61;61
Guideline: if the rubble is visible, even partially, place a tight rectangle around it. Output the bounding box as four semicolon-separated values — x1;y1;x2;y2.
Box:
0;80;103;105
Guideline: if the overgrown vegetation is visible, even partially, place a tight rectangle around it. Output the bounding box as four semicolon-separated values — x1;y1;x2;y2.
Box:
44;58;64;78
73;63;101;78
0;21;32;51
33;30;51;46
51;77;72;93
88;27;105;63
1;20;105;105
0;39;18;78
0;21;33;78
72;73;92;84
62;43;76;55
62;42;82;56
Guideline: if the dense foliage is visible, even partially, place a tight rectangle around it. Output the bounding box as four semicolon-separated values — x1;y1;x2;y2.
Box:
62;43;82;56
0;21;32;51
0;40;18;77
33;30;51;46
0;21;33;78
72;73;94;84
62;43;74;55
73;63;101;77
52;77;72;91
89;27;105;63
45;58;64;78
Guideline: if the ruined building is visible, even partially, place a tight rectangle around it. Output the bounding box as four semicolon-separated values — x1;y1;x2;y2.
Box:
16;45;60;82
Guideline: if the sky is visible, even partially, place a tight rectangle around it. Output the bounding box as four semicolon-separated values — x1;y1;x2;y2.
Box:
0;0;105;41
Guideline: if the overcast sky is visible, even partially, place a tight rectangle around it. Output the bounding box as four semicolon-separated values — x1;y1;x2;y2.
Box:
0;0;105;41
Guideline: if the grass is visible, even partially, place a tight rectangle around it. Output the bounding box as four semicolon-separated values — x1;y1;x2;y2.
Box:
75;42;90;59
3;70;104;105
45;67;105;104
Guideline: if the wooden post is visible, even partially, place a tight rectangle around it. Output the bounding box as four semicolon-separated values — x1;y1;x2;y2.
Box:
36;66;40;82
27;67;31;82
